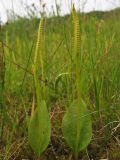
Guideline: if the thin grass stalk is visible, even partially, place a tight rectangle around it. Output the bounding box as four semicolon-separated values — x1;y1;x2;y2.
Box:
0;23;5;140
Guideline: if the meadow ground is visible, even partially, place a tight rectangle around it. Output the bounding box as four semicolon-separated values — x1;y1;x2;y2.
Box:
0;8;120;160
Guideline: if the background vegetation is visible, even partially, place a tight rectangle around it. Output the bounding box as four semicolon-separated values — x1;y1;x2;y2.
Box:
0;3;120;160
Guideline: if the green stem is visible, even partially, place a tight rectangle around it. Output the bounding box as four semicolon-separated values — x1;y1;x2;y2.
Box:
75;152;78;160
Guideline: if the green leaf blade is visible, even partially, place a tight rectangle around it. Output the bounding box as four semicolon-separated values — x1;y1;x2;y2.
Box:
62;99;92;155
28;100;51;156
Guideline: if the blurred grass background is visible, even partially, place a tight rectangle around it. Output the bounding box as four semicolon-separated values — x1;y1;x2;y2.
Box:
0;2;120;159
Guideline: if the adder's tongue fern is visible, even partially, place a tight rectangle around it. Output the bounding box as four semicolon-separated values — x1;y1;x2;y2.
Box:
62;6;92;160
28;18;51;157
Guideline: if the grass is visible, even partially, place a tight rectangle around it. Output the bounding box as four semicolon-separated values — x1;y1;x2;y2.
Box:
0;7;120;159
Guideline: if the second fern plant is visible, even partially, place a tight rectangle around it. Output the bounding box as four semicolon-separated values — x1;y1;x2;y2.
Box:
62;5;92;160
28;18;51;157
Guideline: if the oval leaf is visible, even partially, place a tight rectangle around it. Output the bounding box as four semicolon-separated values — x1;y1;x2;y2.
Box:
28;100;51;156
62;99;92;155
